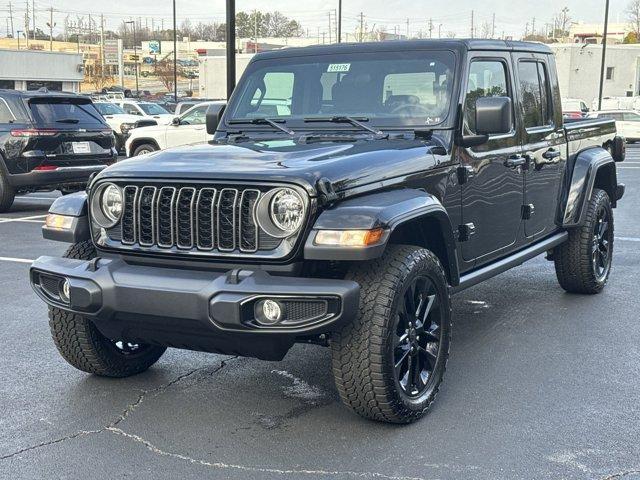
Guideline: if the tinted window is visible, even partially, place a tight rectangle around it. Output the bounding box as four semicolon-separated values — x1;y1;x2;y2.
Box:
0;99;15;123
464;60;510;134
94;102;126;115
518;61;553;129
600;112;623;121
26;81;63;91
0;80;15;89
228;50;456;128
29;99;105;127
623;112;640;122
122;103;141;115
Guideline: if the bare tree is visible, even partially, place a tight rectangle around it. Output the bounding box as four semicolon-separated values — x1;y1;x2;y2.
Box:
480;21;492;39
154;59;179;93
628;0;640;37
86;63;114;92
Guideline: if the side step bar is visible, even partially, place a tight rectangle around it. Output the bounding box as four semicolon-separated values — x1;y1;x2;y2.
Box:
452;232;568;294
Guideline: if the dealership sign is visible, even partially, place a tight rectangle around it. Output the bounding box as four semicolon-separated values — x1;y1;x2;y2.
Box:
104;39;120;65
149;41;161;55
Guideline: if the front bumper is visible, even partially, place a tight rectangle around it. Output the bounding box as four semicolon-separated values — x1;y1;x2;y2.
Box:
30;256;360;360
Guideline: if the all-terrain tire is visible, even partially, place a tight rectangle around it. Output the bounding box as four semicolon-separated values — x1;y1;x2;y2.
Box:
48;240;166;377
0;169;15;213
554;188;614;294
330;245;452;423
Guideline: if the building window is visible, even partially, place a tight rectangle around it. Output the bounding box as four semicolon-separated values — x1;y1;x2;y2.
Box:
606;67;615;80
0;80;15;89
26;81;63;91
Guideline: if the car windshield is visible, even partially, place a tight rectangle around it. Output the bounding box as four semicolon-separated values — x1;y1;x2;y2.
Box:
94;102;126;115
227;49;456;129
139;103;170;115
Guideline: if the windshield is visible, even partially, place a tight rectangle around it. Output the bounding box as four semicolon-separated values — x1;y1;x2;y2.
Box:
139;103;170;115
227;50;456;129
29;99;105;127
94;102;126;115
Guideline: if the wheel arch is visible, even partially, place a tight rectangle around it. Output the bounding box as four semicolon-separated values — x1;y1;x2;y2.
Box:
304;189;460;286
128;137;160;156
560;146;620;228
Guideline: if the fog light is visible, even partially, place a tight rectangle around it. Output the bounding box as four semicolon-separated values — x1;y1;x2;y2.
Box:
255;299;283;325
59;279;71;303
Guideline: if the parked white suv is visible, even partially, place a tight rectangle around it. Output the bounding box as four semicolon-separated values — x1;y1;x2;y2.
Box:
111;100;175;125
589;110;640;143
125;101;224;157
93;102;157;152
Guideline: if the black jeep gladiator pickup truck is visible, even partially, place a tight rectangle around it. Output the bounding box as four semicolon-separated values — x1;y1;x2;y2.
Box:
0;90;117;212
30;40;625;424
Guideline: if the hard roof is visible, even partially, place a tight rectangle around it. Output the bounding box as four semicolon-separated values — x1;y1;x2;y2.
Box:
254;38;552;60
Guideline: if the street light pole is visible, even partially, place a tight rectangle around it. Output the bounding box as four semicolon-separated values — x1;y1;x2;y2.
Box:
337;0;342;43
173;0;178;103
598;0;610;111
126;21;139;97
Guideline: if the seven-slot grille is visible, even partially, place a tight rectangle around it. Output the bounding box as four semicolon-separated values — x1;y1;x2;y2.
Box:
117;184;269;253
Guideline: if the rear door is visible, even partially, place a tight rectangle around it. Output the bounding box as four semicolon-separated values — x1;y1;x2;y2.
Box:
512;53;566;238
458;54;525;264
27;97;114;165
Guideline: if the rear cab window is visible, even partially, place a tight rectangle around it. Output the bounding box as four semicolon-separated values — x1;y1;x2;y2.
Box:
28;98;107;129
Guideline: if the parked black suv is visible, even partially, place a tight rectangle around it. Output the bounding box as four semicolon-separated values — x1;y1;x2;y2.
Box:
0;90;117;212
30;40;626;423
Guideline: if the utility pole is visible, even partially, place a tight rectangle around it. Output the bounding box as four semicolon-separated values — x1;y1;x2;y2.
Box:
470;10;475;38
328;11;332;44
225;0;236;100
359;12;364;42
428;18;434;38
31;0;35;40
438;23;442;38
337;0;342;43
174;0;179;102
24;7;29;48
125;21;139;96
254;9;258;53
598;0;610;110
406;18;410;38
492;13;496;39
8;1;14;39
100;14;105;84
46;7;55;51
532;17;536;36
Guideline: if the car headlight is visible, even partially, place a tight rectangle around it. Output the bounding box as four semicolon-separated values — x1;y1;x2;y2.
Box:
270;188;305;234
90;182;123;228
120;122;135;134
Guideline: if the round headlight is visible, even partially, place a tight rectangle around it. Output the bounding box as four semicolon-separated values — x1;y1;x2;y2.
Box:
269;188;305;234
91;183;123;228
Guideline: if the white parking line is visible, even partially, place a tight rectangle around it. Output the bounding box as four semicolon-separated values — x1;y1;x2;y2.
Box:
14;196;57;201
0;215;46;224
0;256;34;264
616;236;640;242
618;166;640;169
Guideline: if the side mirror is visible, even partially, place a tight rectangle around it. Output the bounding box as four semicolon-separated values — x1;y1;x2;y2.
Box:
475;96;513;136
171;117;181;126
206;103;226;135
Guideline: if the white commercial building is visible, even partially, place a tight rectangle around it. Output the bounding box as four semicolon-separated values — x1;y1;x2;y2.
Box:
0;50;84;92
551;43;640;107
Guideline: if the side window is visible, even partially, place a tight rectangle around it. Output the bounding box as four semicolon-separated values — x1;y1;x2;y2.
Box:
464;60;510;134
123;104;140;115
623;112;640;122
518;61;553;129
0;99;15;123
180;105;207;125
248;72;294;118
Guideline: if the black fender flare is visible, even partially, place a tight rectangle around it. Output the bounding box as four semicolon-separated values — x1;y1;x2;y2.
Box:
560;147;621;228
304;189;460;286
42;191;91;243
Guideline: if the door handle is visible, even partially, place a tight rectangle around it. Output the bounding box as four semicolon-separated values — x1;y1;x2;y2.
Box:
504;155;527;168
541;148;561;161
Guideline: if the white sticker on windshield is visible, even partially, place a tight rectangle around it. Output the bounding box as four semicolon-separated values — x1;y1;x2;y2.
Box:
327;63;351;73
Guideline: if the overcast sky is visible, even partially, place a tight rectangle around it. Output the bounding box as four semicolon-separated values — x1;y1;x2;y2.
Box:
10;0;633;40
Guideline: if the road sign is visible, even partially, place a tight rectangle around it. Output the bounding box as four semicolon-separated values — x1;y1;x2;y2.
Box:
104;39;120;66
149;40;161;55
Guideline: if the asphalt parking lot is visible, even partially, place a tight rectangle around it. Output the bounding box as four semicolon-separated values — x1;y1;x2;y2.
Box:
1;149;639;480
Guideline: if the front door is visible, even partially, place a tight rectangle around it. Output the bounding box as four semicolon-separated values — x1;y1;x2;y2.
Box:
165;104;209;149
513;53;566;238
459;55;525;263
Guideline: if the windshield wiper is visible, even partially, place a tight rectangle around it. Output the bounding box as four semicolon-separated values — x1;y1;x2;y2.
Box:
228;118;296;136
304;116;385;137
56;118;80;124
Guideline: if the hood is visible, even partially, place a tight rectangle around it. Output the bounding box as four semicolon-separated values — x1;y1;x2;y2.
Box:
98;136;448;196
102;114;143;124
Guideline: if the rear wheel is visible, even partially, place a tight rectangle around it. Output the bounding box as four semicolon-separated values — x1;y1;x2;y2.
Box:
49;240;166;377
0;169;15;213
331;245;451;423
132;143;157;157
554;188;614;294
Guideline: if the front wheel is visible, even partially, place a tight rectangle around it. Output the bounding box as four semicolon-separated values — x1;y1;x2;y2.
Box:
132;143;157;157
554;188;614;294
49;240;166;377
331;245;451;423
